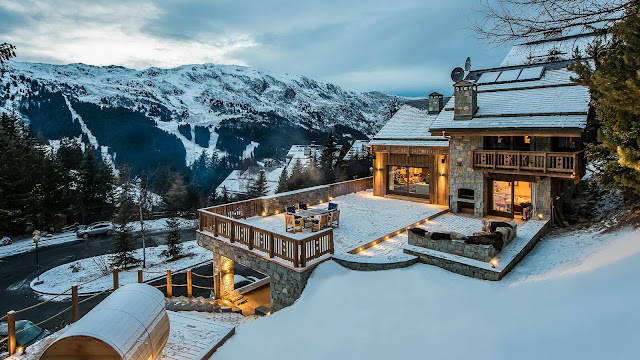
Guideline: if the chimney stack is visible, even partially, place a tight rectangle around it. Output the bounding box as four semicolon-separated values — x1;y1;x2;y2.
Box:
428;92;444;114
453;80;477;120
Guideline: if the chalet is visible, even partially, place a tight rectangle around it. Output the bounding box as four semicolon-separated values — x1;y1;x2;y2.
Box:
369;98;450;205
369;36;590;221
343;140;370;160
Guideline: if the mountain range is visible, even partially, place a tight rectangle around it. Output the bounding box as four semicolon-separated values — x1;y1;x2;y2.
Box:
0;61;401;174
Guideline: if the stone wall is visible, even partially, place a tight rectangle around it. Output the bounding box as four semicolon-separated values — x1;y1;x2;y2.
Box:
331;254;419;271
197;232;316;312
261;185;330;215
450;136;485;216
534;177;552;216
407;231;497;262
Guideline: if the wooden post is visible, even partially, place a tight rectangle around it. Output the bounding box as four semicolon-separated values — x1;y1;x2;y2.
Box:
213;274;221;299
293;240;299;268
166;269;172;297
137;269;143;283
112;267;119;290
329;230;335;254
187;269;193;297
229;221;235;243
248;226;254;250
7;311;15;355
213;216;218;237
268;233;275;258
71;284;79;323
300;239;306;267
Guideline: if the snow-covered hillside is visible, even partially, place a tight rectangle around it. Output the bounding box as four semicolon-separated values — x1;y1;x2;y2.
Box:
214;226;640;360
0;61;399;171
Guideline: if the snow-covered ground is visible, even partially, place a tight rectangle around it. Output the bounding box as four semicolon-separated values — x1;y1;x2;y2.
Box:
30;241;210;298
0;217;197;260
212;226;640;360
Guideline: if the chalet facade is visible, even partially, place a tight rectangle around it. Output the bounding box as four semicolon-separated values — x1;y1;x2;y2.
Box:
369;98;450;205
370;37;590;220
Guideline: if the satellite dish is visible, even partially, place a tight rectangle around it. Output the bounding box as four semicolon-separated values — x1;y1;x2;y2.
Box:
465;57;472;72
451;67;465;82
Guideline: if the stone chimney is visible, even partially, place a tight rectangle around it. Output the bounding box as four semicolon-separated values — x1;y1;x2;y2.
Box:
453;80;477;120
428;92;444;114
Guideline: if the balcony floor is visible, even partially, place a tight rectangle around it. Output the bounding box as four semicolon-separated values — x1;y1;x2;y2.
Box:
242;190;448;254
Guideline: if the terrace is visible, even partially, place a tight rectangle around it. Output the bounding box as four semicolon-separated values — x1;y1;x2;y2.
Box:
198;177;448;270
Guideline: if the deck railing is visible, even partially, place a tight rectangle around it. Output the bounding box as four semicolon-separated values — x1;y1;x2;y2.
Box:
472;150;585;178
199;211;334;268
328;177;373;198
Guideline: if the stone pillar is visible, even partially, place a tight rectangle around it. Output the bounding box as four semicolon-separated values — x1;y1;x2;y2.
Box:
534;178;552;216
450;136;485;216
219;255;234;300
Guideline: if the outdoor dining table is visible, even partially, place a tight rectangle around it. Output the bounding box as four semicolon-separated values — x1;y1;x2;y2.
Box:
296;208;330;220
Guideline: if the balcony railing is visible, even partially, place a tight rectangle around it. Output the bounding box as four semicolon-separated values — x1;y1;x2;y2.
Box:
472;150;585;178
199;212;334;268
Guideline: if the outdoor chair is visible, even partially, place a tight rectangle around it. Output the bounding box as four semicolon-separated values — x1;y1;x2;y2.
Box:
285;213;303;233
329;209;340;228
328;202;338;211
298;203;308;210
311;213;329;232
286;206;296;214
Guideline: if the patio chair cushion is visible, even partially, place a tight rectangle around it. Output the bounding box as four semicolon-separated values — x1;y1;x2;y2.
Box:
299;203;308;210
287;206;296;214
328;202;338;211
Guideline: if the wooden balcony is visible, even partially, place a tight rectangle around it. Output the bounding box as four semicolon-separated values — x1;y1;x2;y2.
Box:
472;150;585;179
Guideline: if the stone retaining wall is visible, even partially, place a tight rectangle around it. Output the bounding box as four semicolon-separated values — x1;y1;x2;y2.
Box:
197;232;317;312
407;232;497;262
331;254;419;271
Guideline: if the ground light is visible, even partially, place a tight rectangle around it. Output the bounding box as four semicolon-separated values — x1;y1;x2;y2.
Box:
538;213;544;220
491;259;498;268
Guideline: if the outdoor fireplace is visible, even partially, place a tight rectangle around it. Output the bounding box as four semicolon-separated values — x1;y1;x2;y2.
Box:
457;188;475;214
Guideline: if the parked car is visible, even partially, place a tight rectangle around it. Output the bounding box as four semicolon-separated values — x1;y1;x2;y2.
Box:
233;275;256;289
76;222;113;239
0;236;12;246
0;320;51;352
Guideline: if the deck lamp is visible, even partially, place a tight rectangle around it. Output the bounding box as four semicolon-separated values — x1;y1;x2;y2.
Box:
538;213;544;220
490;259;498;268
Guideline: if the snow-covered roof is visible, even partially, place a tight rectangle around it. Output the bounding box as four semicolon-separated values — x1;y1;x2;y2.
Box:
343;140;370;160
370;104;448;147
500;32;599;67
431;61;590;133
216;166;283;196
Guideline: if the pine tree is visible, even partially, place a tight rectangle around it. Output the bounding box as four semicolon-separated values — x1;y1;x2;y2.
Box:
162;217;183;260
165;177;188;212
320;130;338;184
220;186;231;203
248;170;269;198
571;16;640;198
276;168;289;193
77;149;114;223
110;178;138;269
288;159;305;190
57;137;83;172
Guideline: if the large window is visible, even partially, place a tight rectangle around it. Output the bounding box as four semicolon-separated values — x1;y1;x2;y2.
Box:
388;166;429;198
491;180;532;217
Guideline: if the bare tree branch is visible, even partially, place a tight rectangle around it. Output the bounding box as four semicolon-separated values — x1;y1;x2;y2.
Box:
469;0;637;44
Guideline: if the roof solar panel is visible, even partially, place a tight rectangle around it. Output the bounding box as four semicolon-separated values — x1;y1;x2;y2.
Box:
517;66;545;81
477;71;501;84
496;69;521;82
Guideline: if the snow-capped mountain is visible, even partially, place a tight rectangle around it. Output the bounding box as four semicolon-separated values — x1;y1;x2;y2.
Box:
0;61;400;173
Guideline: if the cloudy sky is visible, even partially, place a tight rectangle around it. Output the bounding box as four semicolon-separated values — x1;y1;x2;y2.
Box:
0;0;511;96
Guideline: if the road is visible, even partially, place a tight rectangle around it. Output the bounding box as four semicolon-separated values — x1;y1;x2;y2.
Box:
0;229;265;333
0;230;195;328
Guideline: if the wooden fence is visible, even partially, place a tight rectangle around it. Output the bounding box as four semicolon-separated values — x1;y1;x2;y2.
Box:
199;211;334;268
328;177;373;198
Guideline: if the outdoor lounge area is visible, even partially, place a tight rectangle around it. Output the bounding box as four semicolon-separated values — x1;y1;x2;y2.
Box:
241;190;448;256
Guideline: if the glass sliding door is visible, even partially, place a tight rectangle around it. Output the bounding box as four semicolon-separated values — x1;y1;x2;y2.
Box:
388;166;429;199
492;181;512;214
388;166;408;192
